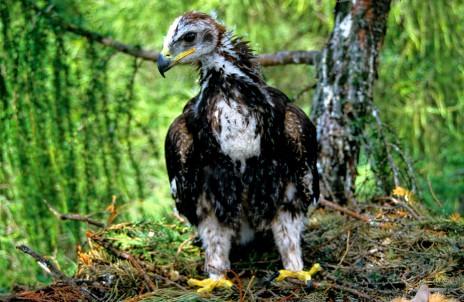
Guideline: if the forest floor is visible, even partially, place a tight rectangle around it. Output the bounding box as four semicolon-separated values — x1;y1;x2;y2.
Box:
1;193;463;302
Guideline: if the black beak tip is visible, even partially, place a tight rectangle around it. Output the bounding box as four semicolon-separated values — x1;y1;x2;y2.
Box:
157;53;171;78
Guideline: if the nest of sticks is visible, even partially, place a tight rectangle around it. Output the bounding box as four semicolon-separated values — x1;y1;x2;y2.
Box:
2;194;464;302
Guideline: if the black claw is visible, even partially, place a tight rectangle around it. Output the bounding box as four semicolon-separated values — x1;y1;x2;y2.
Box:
306;279;313;289
265;271;280;287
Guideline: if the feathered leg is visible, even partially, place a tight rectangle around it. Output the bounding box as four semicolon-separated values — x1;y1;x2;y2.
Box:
188;214;234;294
271;211;321;285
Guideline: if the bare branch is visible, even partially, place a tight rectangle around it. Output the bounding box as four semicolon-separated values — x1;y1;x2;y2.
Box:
44;200;105;228
16;244;67;280
15;245;103;301
53;17;160;62
320;199;372;224
257;50;319;66
28;1;319;66
49;18;321;66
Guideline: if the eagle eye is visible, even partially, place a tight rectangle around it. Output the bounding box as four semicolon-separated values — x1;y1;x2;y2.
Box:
182;32;196;43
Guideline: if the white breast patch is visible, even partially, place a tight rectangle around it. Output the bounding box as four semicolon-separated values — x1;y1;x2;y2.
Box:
213;100;261;170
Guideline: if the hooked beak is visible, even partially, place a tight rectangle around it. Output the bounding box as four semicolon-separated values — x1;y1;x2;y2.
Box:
157;47;196;77
157;53;172;78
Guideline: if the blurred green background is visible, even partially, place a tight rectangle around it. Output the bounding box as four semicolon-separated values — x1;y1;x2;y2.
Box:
0;0;463;291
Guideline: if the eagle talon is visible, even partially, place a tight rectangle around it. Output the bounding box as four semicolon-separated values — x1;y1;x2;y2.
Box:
274;263;322;284
266;271;281;285
187;277;233;294
306;279;313;289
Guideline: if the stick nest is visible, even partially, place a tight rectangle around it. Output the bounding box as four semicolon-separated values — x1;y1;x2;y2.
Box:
4;201;464;302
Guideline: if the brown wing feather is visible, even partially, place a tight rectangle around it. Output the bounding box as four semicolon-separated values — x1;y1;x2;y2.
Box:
284;103;320;205
165;106;201;225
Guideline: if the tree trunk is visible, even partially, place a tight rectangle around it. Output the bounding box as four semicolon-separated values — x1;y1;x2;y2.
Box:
311;0;391;203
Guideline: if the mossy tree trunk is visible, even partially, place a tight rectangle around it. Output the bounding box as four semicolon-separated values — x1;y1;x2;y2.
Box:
311;0;392;203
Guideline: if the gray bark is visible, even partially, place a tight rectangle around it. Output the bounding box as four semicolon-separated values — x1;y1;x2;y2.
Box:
311;0;391;203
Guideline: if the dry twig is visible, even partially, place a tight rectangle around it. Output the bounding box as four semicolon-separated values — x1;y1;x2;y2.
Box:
44;200;105;228
337;230;351;266
314;280;372;300
227;269;245;302
16;244;67;280
88;233;157;292
15;245;102;301
320;199;372;224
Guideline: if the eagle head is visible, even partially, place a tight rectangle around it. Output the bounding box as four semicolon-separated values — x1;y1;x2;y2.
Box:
157;12;226;77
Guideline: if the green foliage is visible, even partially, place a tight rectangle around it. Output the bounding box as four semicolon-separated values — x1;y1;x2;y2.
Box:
0;0;170;289
377;0;464;211
99;220;201;269
0;0;462;290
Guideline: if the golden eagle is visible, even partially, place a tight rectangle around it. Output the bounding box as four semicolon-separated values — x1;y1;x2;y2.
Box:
158;12;320;293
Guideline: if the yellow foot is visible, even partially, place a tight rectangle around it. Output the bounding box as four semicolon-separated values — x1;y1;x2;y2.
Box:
275;263;322;284
187;277;233;294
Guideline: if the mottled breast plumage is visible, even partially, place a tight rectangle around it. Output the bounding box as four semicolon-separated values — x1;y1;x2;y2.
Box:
211;98;262;171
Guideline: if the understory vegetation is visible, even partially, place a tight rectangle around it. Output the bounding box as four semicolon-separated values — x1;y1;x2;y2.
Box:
4;198;464;301
0;0;463;293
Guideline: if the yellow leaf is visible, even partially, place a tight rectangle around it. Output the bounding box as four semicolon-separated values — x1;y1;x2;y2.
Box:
106;195;118;225
450;212;461;222
392;186;416;203
77;245;92;266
